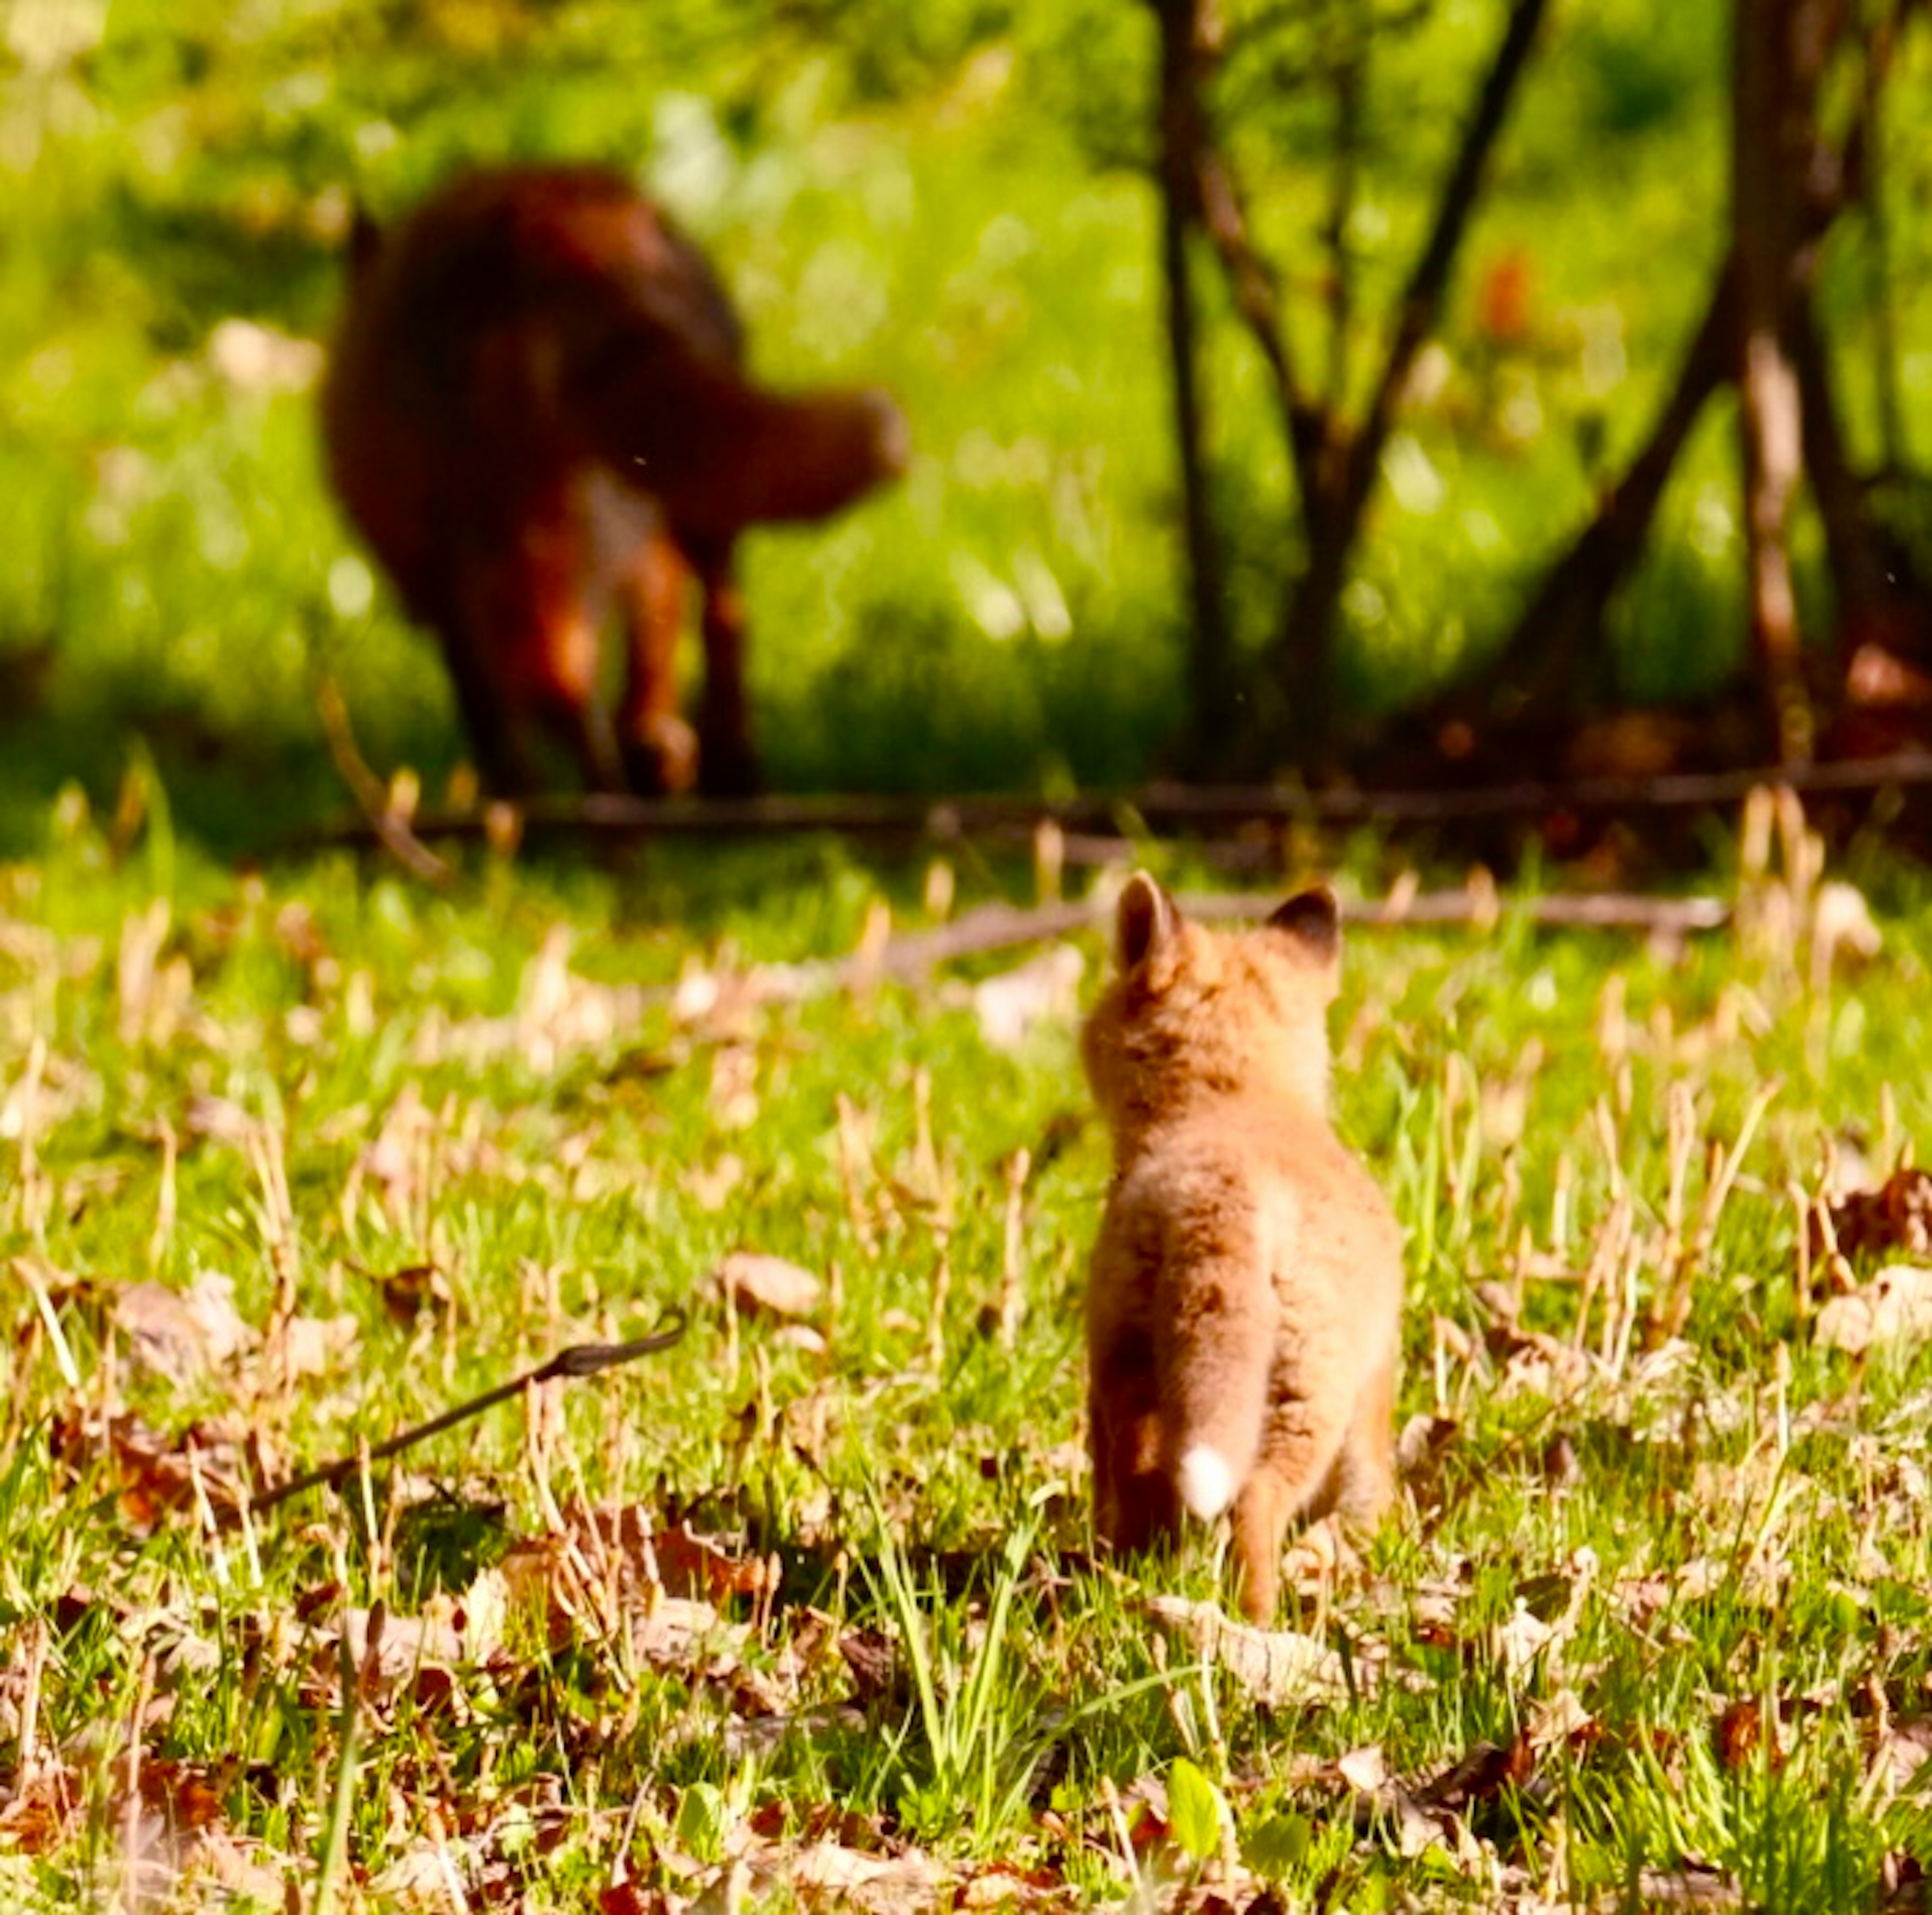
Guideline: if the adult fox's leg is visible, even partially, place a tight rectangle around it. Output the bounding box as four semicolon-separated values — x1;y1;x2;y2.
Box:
615;524;699;795
455;524;624;794
686;535;759;797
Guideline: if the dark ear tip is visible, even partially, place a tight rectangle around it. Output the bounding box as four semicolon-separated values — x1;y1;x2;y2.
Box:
1267;883;1341;957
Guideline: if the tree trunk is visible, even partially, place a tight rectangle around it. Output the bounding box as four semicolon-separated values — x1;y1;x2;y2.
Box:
1733;0;1816;764
1151;0;1237;771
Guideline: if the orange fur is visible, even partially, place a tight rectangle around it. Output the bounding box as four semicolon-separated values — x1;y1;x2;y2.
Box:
1081;875;1404;1621
321;163;907;797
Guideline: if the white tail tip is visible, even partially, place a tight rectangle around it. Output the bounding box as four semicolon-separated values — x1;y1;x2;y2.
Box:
1177;1444;1236;1521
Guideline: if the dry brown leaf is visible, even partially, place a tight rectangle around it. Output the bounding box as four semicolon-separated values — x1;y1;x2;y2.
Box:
1815;1264;1932;1353
1713;1698;1782;1773
562;1503;769;1605
714;1252;824;1323
280;1311;360;1380
1335;1745;1389;1793
654;1524;772;1603
372;1836;471;1909
113;1274;254;1387
780;1840;950;1912
686;1153;745;1212
1528;1687;1597;1752
0;1762;80;1854
369;1261;455;1329
1633;1861;1743;1908
50;1409;249;1530
1144;1595;1355;1705
180;1094;257;1146
708;1043;761;1130
1814;1168;1932;1264
633;1596;749;1673
1413;1730;1536;1812
1869;1716;1932;1801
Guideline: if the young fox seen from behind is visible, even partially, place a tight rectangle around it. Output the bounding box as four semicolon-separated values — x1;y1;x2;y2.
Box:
321;163;907;798
1081;876;1404;1622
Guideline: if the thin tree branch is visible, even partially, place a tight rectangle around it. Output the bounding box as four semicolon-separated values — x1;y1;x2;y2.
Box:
1342;0;1550;534
1193;147;1325;501
247;1308;689;1512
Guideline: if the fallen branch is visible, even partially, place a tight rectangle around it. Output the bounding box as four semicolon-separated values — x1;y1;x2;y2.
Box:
247;1307;687;1513
851;884;1728;989
287;750;1932;855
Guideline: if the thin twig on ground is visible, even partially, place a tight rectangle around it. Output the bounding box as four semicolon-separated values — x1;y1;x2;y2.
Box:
248;1308;688;1513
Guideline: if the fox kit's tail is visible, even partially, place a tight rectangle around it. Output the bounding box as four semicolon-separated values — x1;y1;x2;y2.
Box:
1159;1216;1276;1522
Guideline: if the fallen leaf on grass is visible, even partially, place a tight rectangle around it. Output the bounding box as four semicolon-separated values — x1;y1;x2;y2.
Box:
371;1834;472;1909
574;1503;770;1603
1814;1265;1932;1352
1868;1716;1932;1801
1815;1168;1932;1263
49;1409;249;1529
367;1261;457;1329
1413;1731;1536;1813
778;1840;951;1913
1331;1732;1535;1865
1714;1697;1784;1773
1145;1596;1356;1705
280;1310;361;1380
114;1273;253;1387
713;1252;823;1323
1633;1860;1743;1908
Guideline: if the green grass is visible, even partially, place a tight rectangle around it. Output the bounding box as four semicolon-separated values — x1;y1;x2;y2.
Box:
5;792;1932;1907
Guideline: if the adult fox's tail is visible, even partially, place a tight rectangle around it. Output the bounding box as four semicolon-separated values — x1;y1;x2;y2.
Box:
1158;1210;1276;1522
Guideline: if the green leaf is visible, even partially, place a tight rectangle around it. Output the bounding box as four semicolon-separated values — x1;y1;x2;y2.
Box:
676;1782;729;1866
1166;1758;1225;1862
1242;1810;1313;1880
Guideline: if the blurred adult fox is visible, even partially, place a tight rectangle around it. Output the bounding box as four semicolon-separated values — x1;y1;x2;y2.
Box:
1081;876;1404;1621
321;162;907;797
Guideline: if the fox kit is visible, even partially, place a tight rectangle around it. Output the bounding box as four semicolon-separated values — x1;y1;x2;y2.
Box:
321;163;907;798
1081;875;1404;1622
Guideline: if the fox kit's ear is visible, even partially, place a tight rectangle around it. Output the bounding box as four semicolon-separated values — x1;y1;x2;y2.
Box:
1267;885;1341;964
1116;872;1179;974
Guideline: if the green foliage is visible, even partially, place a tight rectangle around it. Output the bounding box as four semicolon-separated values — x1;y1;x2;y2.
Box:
9;0;1928;845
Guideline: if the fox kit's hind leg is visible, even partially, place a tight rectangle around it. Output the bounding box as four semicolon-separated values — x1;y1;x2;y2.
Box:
1089;1327;1180;1556
1334;1350;1397;1528
1231;1387;1359;1621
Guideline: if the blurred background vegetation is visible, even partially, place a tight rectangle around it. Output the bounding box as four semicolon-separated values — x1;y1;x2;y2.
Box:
5;0;1929;853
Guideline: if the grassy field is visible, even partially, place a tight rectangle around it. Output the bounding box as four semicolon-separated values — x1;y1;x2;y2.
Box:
14;5;1932;1907
5;794;1932;1909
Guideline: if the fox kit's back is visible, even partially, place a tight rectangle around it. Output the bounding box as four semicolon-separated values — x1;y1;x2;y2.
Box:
1081;875;1403;1621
